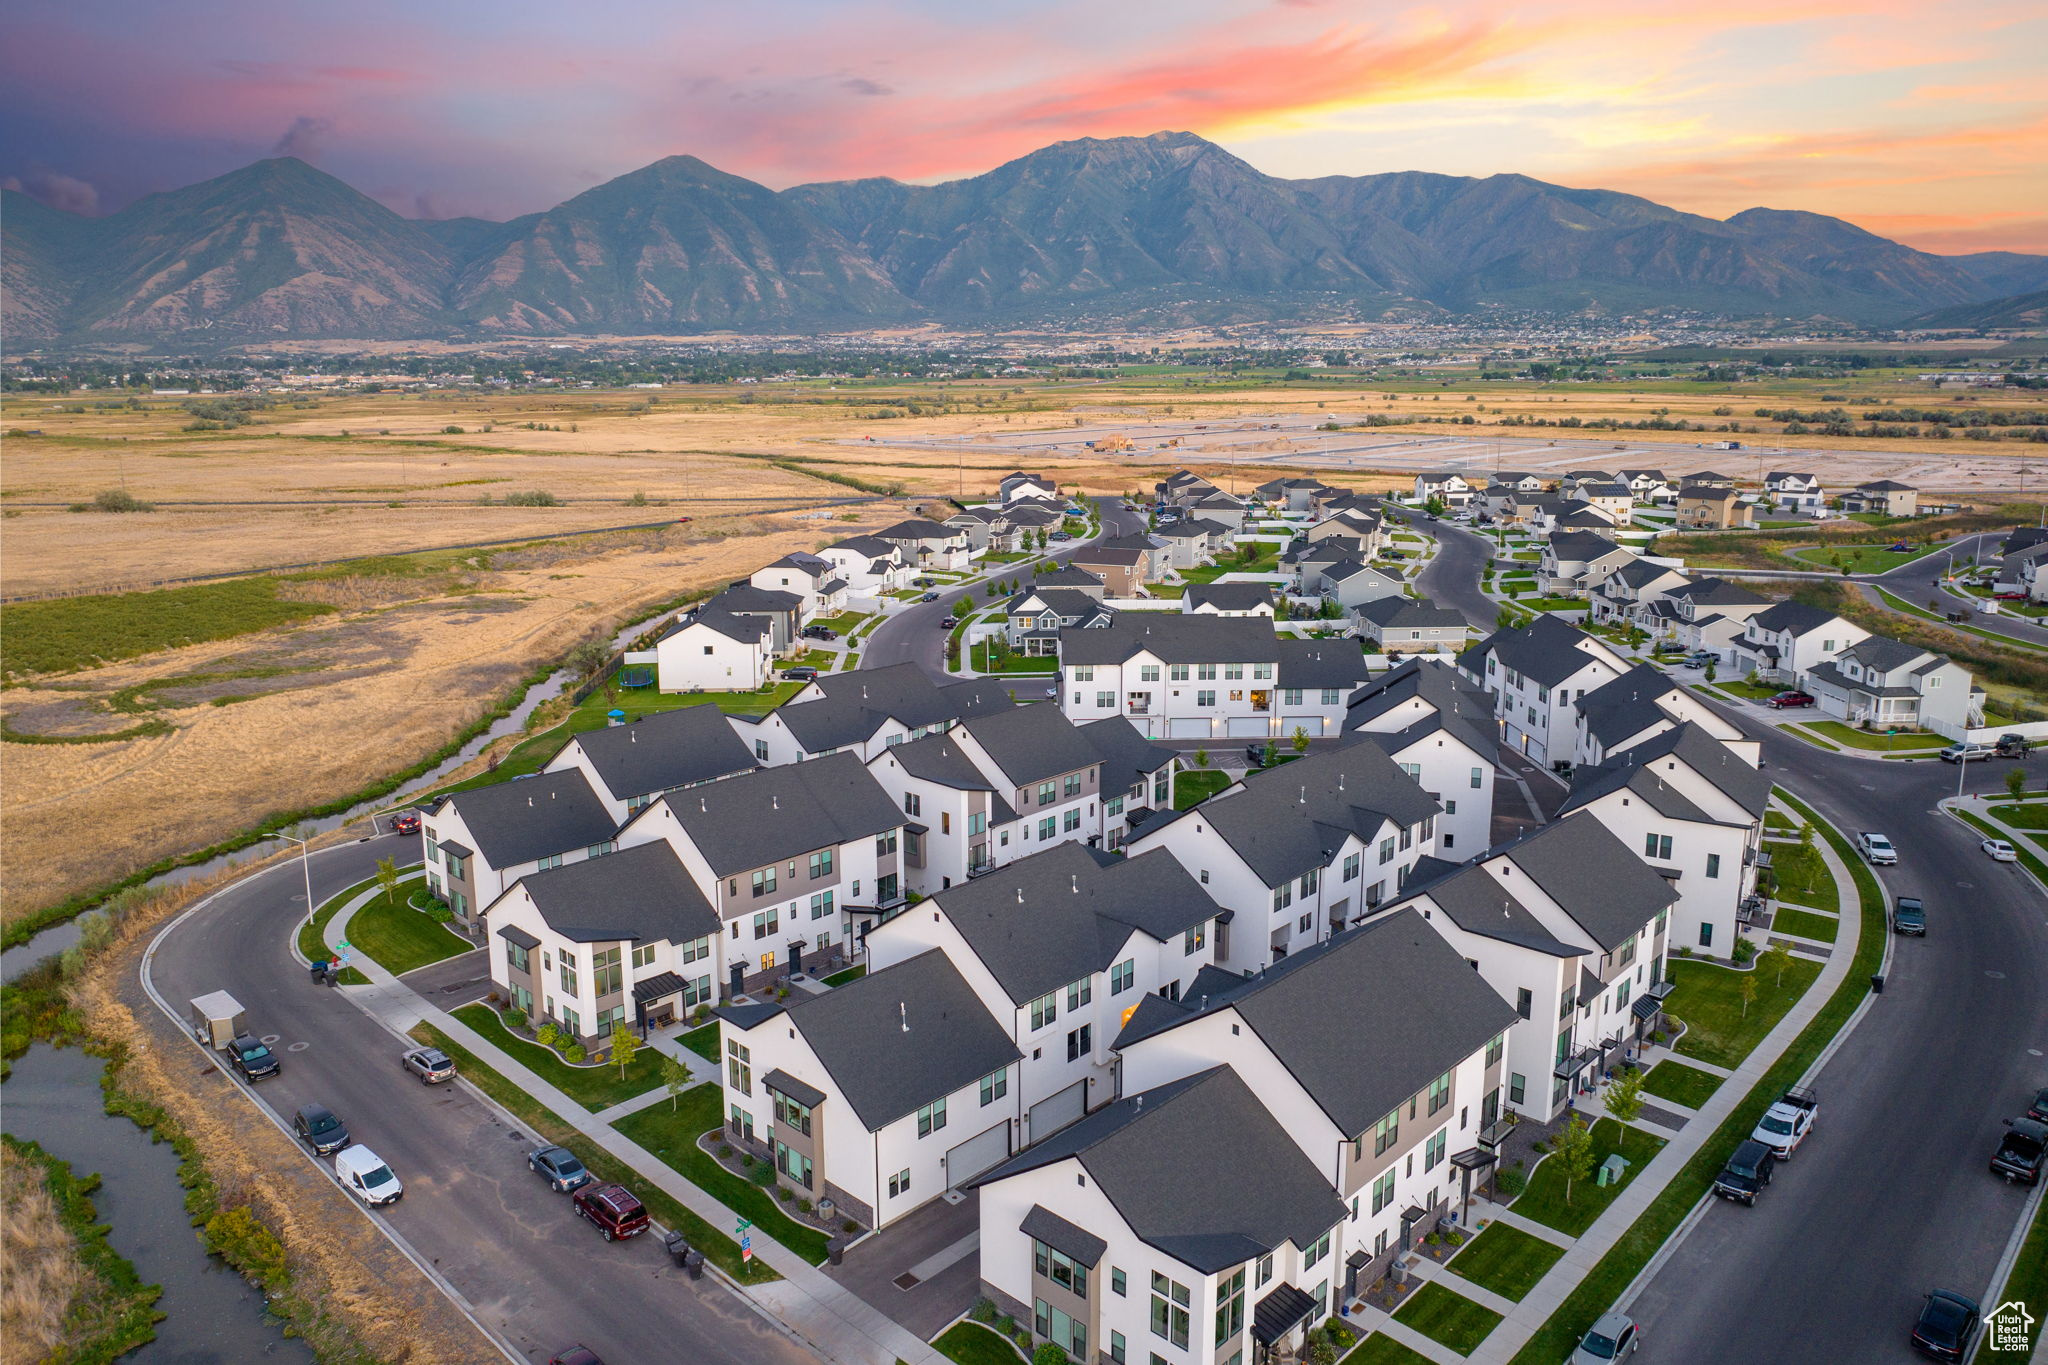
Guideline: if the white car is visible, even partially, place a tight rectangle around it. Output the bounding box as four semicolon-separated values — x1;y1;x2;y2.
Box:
1982;838;2019;863
334;1144;404;1207
1857;832;1898;866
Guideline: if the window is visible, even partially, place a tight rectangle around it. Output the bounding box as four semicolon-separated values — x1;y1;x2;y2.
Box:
1034;1300;1087;1359
1113;1267;1127;1297
903;790;923;818
631;943;656;971
1644;833;1673;860
755;738;770;761
1214;1266;1246;1346
1699;922;1714;948
888;1169;910;1199
969;812;986;836
1399;762;1422;781
1378;836;1395;865
1299;868;1319;896
1064;773;1083;798
1515;988;1532;1020
1066;978;1093;1011
586;841;616;859
1253;663;1274;680
752;868;777;897
425;837;440;864
1343;852;1360;882
1305;1229;1331;1269
1196;690;1216;708
1255;1254;1273;1288
1038;816;1057;841
774;1092;813;1136
1150;1274;1191;1349
980;1069;1008;1105
1509;1072;1526;1105
1427;1071;1451;1115
1322;689;1342;706
726;1039;752;1095
875;831;898;856
1282;688;1304;708
1111;959;1134;994
1371;1169;1396;1215
592;946;622;997
1225;663;1244;681
1424;1129;1447;1172
1139;665;1161;682
916;1098;947;1137
1038;781;1058;805
1032;1239;1090;1297
1616;979;1632;1010
1170;665;1190;681
1198;664;1217;681
1063;808;1081;833
1073;666;1095;682
809;890;835;920
752;908;779;939
559;955;579;996
1373;1110;1399;1156
1400;825;1414;850
680;934;711;964
1271;883;1293;913
1486;1032;1505;1067
1030;993;1059;1030
1066;1024;1092;1061
1110;1332;1126;1365
1106;796;1124;817
1183;923;1206;955
507;942;530;972
1706;853;1722;879
1097;691;1116;709
537;853;564;872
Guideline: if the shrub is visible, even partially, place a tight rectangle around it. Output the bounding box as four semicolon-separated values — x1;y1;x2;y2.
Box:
92;488;155;513
841;1219;857;1233
718;1144;732;1158
535;1023;562;1048
505;489;560;507
1308;1335;1337;1365
1033;1345;1071;1365
971;1298;999;1325
427;905;454;922
1496;1161;1528;1197
996;1316;1016;1338
443;425;464;434
751;1160;777;1187
741;1153;755;1167
502;1008;526;1030
1733;939;1758;964
797;1198;812;1213
203;1205;289;1288
562;1043;586;1064
775;1186;793;1203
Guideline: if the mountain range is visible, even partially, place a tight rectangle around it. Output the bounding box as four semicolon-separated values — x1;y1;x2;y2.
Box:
7;130;2046;344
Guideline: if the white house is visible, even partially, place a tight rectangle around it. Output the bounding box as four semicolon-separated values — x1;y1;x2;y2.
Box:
1805;636;1978;734
1589;560;1694;631
542;702;759;822
1665;578;1774;663
1058;615;1285;740
650;609;773;693
1570;663;1758;770
1315;559;1405;611
421;768;620;931
818;536;912;596
1005;586;1115;654
1182;583;1276;617
750;553;847;619
1458;616;1630;767
1540;531;1633;594
1841;480;1918;517
1153;517;1232;571
1731;601;1871;688
1764;472;1825;513
717;948;1022;1231
1274;639;1375;738
733;663;1012;766
1001;471;1060;504
1355;598;1470;655
874;518;974;573
1414;471;1475;506
1343;659;1498;857
694;584;805;655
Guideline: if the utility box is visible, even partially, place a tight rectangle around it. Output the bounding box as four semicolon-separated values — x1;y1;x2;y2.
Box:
188;991;246;1050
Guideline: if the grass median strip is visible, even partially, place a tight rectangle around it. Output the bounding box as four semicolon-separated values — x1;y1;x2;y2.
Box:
1338;1334;1439;1365
1175;770;1231;809
297;874;375;984
1392;1280;1503;1356
408;1022;774;1283
450;1002;664;1111
1666;956;1823;1071
1769;906;1839;943
1766;839;1838;910
1641;1061;1723;1110
343;882;471;974
1952;808;2048;887
1504;789;1885;1364
1445;1221;1567;1301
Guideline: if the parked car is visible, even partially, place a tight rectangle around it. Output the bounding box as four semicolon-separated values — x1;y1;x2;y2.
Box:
2028;1087;2048;1123
1857;831;1898;865
781;666;820;682
1886;542;1915;553
1995;590;2030;602
1911;1290;1980;1361
1382;549;1409;559
400;1046;456;1084
292;1103;350;1155
529;1145;593;1193
1892;896;1926;936
548;1350;604;1365
1766;691;1816;709
1049;531;1073;542
1994;733;2031;758
1992;1117;2047;1185
391;811;421;835
798;625;837;641
1712;1138;1777;1205
228;1033;280;1082
572;1183;651;1241
940;615;958;628
1681;651;1716;668
1569;1311;1641;1363
1940;742;1994;763
918;591;940;602
1983;838;2019;863
1752;1088;1819;1158
334;1144;403;1206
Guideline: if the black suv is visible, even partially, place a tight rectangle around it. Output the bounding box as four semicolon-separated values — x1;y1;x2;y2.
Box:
292;1103;349;1155
228;1033;280;1082
1713;1138;1776;1205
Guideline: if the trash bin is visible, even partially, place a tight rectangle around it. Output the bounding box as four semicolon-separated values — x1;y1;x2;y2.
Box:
1870;974;1885;994
685;1249;705;1280
828;1238;845;1266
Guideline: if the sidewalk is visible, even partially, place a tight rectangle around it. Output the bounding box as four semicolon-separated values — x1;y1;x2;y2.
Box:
323;903;940;1365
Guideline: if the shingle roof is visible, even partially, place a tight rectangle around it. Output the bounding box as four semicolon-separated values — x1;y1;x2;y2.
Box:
1276;639;1373;690
778;949;1021;1131
1745;600;1848;638
1669;578;1768;607
1059;615;1281;667
1077;717;1178;790
1183;744;1439;886
915;844;1219;1005
1401;862;1583;957
1601;722;1771;816
974;1067;1346;1274
1036;566;1106;590
874;518;962;542
768;662;989;752
1007;588;1108;621
638;751;900;875
1463;614;1617;687
830;535;900;557
432;769;618;869
1185;582;1275;613
1486;813;1678;951
1342;658;1497;757
1857;479;1915;491
1609;559;1689;590
556;703;758;800
885;733;998;791
1835;635;1932;673
1357;598;1468;630
1020;1206;1108;1267
958;704;1103;787
1115;909;1517;1137
512;841;719;945
704;584;803;615
690;609;772;644
1546;530;1622;560
1572;664;1687;749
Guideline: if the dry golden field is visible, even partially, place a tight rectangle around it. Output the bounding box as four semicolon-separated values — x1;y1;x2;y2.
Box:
0;1144;86;1365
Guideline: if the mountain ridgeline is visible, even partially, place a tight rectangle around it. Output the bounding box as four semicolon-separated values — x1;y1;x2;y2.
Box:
7;131;2045;343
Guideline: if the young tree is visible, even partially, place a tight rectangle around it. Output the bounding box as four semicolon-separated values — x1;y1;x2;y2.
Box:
375;855;400;907
1192;746;1211;770
609;1021;641;1078
1554;1115;1597;1207
1739;974;1758;1017
1760;941;1794;988
2008;766;2028;801
1704;659;1719;683
568;639;612;678
1291;726;1311;756
1605;1066;1645;1124
659;1050;691;1112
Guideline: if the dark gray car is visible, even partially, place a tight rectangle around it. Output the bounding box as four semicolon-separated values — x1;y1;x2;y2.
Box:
292;1103;350;1155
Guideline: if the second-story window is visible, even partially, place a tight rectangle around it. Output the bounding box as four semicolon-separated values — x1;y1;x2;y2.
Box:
809;849;833;879
592;947;621;997
752;868;776;897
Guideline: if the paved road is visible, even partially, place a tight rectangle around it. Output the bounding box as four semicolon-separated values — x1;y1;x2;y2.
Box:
1400;509;1499;631
860;496;1144;677
1867;530;2048;649
1609;697;2048;1360
146;834;811;1365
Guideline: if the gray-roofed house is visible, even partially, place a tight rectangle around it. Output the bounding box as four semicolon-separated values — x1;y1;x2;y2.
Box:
750;552;848;619
1273;639;1373;737
483;840;722;1044
1306;557;1403;610
1385;812;1677;1122
1459;615;1630;766
1841;479;1918;517
817;535;912;595
874;517;973;572
718;948;1022;1230
1057;614;1288;740
1589;558;1695;632
1666;577;1775;661
543;701;759;822
867;843;1225;1144
1540;530;1633;593
421;768;620;932
1732;600;1870;687
1355;596;1471;655
1152;516;1232;570
696;583;805;654
1005;586;1115;654
1182;581;1275;617
1076;716;1178;846
1115;908;1516;1295
1342;658;1497;855
1569;662;1756;770
975;1065;1350;1363
1128;743;1440;970
1764;471;1825;513
648;606;775;692
1675;484;1756;530
1000;471;1059;504
736;661;1013;766
1804;635;1977;733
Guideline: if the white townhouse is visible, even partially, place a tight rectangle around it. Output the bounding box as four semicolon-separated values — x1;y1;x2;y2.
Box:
1589;560;1695;631
732;663;1012;766
750;552;847;620
1764;471;1825;513
1076;717;1178;849
1001;471;1060;504
1343;659;1498;857
1414;471;1475;505
866;735;1024;892
817;536;912;596
649;608;773;693
866;844;1223;1143
1115;912;1517;1302
874;518;974;573
542;703;759;823
717;948;1022;1231
1383;813;1678;1123
1459;615;1630;767
1273;638;1375;739
1573;482;1636;526
1157;470;1220;507
1539;531;1633;595
1127;744;1440;971
1570;663;1759;770
1666;578;1774;662
1732;601;1871;688
1190;492;1251;530
1805;636;1978;734
1255;477;1336;514
975;1066;1348;1365
421;769;619;931
613;751;906;982
1004;586;1115;654
1182;583;1275;617
1618;469;1669;499
1305;507;1388;557
695;583;805;655
1058;615;1283;740
1286;538;1369;591
1558;722;1770;954
1355;598;1470;655
483;841;721;1046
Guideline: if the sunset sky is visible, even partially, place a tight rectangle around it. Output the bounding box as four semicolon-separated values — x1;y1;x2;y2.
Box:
3;0;2043;253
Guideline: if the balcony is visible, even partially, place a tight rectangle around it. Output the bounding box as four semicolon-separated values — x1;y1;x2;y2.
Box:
1552;1045;1602;1080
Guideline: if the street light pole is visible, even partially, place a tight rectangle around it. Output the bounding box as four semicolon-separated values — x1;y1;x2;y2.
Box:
280;832;316;926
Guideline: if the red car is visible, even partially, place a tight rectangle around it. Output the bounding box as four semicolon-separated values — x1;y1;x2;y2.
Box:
572;1183;650;1242
391;811;421;836
1995;591;2029;602
1766;691;1816;709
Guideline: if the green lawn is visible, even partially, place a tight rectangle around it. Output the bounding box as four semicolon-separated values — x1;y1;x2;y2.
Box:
1392;1281;1503;1356
1523;596;1589;612
1770;906;1839;943
1641;1060;1723;1110
1764;810;1799;831
934;1322;1027;1365
1787;544;1932;574
1990;803;2048;831
1666;956;1823;1070
450;1002;664;1111
0;574;336;676
1766;839;1838;910
613;1086;833;1264
1180;550;1281;584
406;1021;773;1283
1338;1334;1439;1365
1515;1118;1667;1239
1175;769;1231;809
297;875;376;985
679;1021;720;1062
345;883;472;974
822;965;866;986
1714;679;1783;701
1797;721;1946;751
969;643;1058;673
1445;1222;1566;1301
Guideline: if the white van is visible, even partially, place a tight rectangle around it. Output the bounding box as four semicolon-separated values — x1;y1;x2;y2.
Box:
333;1145;403;1207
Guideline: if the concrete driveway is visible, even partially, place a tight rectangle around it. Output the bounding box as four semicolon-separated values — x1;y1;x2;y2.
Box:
825;1191;983;1340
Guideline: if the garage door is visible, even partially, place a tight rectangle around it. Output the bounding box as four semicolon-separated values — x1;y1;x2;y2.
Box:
1168;718;1211;739
944;1121;1012;1189
1282;716;1324;737
1028;1080;1087;1141
1225;716;1270;737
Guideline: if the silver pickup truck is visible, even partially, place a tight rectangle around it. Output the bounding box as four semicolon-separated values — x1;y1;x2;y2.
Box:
1753;1087;1818;1159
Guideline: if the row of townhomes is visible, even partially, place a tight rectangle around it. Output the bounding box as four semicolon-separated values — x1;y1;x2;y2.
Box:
1415;467;1922;531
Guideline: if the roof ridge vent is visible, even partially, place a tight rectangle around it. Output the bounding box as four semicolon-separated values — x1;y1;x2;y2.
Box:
900;1002;909;1033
